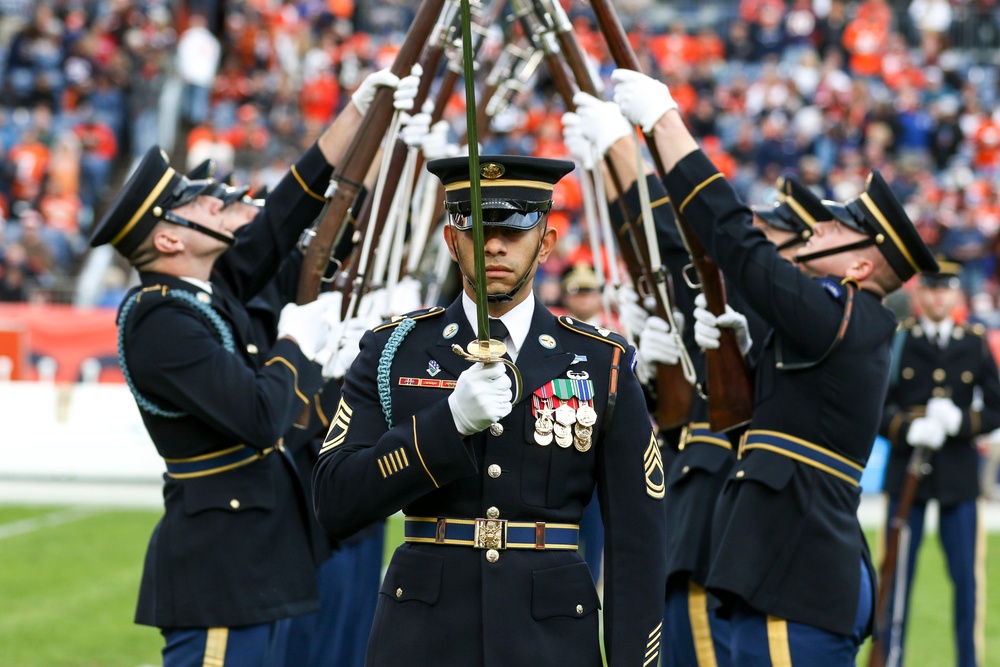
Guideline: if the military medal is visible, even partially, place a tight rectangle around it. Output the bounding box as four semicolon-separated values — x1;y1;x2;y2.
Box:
573;424;593;452
534;408;554;446
554;403;577;426
576;403;597;427
553;421;573;448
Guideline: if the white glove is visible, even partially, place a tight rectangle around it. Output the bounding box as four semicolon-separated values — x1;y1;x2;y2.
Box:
392;64;422;111
611;68;679;134
640;316;681;366
926;397;963;436
389;276;424;316
907;416;947;450
422;120;458;160
321;317;367;380
448;362;513;436
351;68;399;116
358;288;389;328
351;64;422;116
617;286;649;340
277;292;340;361
693;293;752;356
568;91;633;156
561;112;595;169
399;111;431;149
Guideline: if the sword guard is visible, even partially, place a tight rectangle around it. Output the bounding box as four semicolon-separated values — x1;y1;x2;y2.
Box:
451;341;524;405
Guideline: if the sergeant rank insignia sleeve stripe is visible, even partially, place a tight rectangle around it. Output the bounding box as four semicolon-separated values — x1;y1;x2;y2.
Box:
644;433;665;499
319;396;352;454
645;621;663;666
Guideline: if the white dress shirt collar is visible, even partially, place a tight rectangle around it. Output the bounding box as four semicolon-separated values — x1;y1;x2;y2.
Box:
461;291;535;362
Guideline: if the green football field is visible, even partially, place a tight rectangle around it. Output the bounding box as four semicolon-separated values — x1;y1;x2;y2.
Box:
0;505;996;667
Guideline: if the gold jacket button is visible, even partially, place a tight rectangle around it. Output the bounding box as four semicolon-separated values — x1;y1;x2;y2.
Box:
396;588;403;598
486;549;500;563
486;506;500;519
490;423;504;436
576;604;584;615
488;464;502;478
682;465;691;474
229;499;240;509
246;343;259;355
735;470;746;479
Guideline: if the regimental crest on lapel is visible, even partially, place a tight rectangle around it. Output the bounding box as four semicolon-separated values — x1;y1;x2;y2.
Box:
644;433;665;499
427;360;441;377
319;397;352;455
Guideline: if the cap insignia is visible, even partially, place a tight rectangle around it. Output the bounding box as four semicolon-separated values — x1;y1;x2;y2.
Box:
481;163;505;180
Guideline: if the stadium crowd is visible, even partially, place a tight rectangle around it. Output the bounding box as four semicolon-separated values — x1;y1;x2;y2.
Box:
2;0;1000;318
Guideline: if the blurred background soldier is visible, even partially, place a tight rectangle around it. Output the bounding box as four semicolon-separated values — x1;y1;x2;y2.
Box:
878;258;1000;667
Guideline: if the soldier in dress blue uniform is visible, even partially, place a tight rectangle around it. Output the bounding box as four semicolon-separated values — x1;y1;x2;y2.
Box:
312;155;668;666
87;68;407;667
878;259;1000;667
611;69;939;666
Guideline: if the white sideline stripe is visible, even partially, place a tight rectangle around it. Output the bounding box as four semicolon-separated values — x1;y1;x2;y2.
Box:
0;509;96;540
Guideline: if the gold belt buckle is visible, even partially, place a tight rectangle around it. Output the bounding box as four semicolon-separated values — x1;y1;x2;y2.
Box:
474;518;507;550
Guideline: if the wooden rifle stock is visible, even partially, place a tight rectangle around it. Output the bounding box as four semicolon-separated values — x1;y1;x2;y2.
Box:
295;0;447;305
589;0;752;432
521;0;691;428
866;445;931;667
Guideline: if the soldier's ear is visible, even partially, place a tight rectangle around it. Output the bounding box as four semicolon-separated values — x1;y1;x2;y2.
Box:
151;226;185;256
443;223;459;262
536;224;558;264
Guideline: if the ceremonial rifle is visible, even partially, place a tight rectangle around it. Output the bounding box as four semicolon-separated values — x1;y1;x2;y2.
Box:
515;0;694;429
296;0;449;305
337;0;461;318
866;444;932;667
589;0;754;432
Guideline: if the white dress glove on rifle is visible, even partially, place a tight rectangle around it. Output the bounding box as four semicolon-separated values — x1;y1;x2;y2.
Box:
692;293;752;356
399;111;431;149
640;316;682;366
423;120;458;160
389;275;424;316
611;68;679;134
448;362;513;436
318;316;367;380
560;112;596;170
568;91;633;156
926;396;962;436
277;292;340;362
617;286;649;341
351;64;422;116
907;416;947;450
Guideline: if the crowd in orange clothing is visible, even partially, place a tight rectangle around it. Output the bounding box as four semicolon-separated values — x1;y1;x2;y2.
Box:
4;0;1000;321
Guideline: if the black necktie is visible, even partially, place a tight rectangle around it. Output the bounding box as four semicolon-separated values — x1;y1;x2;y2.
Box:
489;319;510;341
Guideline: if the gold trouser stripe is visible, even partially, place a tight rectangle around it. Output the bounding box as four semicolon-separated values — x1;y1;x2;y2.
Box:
688;581;719;667
265;357;309;404
766;616;793;667
875;493;888;564
975;498;986;667
679;173;724;215
412;416;439;488
291;165;326;201
202;627;228;667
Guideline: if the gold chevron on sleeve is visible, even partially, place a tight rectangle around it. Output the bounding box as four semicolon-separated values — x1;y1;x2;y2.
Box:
319;397;353;454
644;433;665;499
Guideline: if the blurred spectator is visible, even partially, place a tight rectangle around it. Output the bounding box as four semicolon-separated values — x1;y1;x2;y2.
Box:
71;101;118;215
176;13;220;127
6;126;49;206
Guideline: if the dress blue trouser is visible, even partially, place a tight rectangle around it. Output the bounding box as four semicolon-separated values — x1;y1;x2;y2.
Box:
727;559;872;666
285;525;385;667
162;619;290;667
878;498;982;667
663;578;732;667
